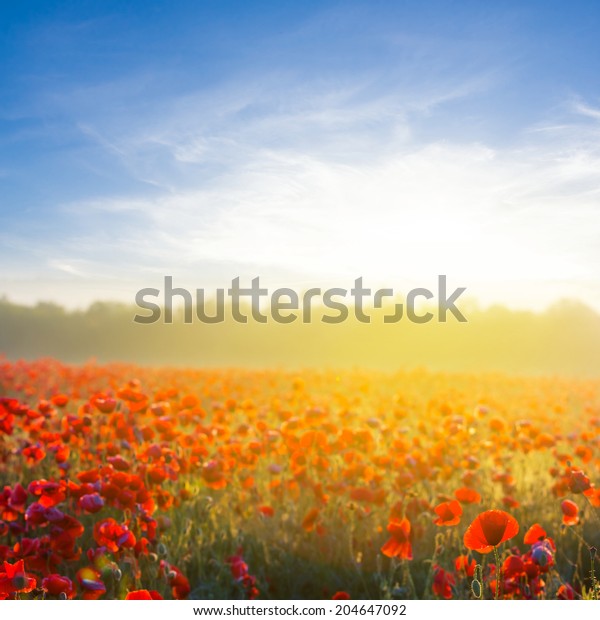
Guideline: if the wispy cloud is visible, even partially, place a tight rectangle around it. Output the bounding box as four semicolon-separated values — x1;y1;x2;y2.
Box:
28;85;596;310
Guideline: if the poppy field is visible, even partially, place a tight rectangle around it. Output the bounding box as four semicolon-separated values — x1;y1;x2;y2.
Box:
0;358;599;600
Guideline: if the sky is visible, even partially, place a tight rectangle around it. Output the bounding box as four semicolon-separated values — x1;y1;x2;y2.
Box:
1;0;600;310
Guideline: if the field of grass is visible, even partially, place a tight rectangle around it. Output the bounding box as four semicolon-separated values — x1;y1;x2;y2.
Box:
0;358;599;600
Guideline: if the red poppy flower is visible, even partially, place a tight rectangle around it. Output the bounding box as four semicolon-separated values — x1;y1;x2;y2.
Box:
502;555;525;579
561;500;579;525
93;518;136;553
332;591;351;600
502;496;520;509
258;505;275;518
42;574;75;598
523;523;547;545
433;500;462;526
126;589;164;600
93;397;117;414
432;565;455;599
227;555;249;580
454;555;476;577
463;510;519;554
381;518;413;560
79;493;104;514
455;487;482;505
584;487;600;507
50;394;69;408
0;560;37;595
301;507;320;532
164;564;190;599
568;470;591;494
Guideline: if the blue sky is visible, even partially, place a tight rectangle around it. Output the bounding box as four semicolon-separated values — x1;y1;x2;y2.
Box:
1;0;600;309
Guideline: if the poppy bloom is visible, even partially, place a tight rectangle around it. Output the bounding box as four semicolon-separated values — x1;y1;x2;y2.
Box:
502;496;520;509
201;460;227;490
381;518;413;560
0;560;37;596
50;394;69;407
454;555;476;577
531;539;555;568
79;493;104;514
583;487;600;507
523;523;547;545
258;505;275;518
42;574;75;598
568;470;591;494
454;487;481;505
167;566;191;599
432;565;455;599
433;500;462;526
126;589;164;600
463;510;519;554
502;555;525;579
227;555;249;580
332;591;351;600
93;397;117;413
93;518;136;553
561;500;579;525
301;507;320;532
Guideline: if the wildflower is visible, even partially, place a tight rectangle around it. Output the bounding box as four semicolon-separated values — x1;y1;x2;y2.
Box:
561;500;579;525
93;518;136;553
433;500;462;526
523;523;546;544
42;574;75;598
79;493;105;514
301;507;320;532
568;470;591;494
432;565;455;599
0;560;36;596
381;518;413;560
463;510;519;554
125;589;164;599
454;487;482;505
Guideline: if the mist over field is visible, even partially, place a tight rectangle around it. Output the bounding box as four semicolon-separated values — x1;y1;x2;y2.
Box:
1;297;598;375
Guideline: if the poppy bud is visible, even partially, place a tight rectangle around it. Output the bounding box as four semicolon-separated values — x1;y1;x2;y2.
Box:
471;579;482;599
590;546;597;559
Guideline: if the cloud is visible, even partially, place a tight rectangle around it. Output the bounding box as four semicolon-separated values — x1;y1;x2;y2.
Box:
37;87;599;313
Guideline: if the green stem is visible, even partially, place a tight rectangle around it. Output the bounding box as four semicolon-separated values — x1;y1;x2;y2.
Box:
493;547;501;600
